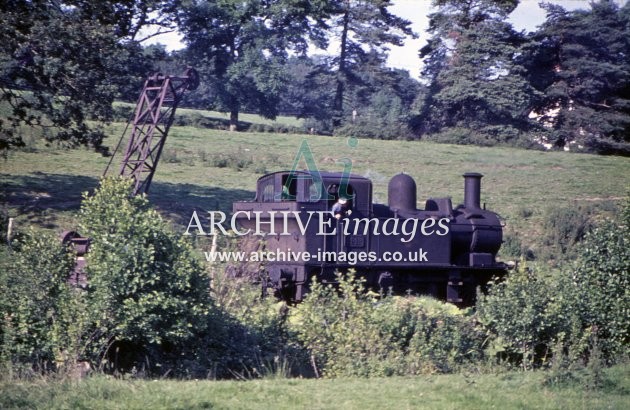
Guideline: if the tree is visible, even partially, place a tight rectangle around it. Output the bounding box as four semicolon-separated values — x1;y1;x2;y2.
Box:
178;0;329;131
334;51;424;139
326;0;414;128
277;52;423;137
277;55;336;133
525;0;630;154
415;0;535;144
0;1;176;153
416;0;538;144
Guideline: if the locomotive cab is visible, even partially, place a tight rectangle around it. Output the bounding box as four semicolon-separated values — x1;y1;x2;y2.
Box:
248;170;373;213
233;171;374;300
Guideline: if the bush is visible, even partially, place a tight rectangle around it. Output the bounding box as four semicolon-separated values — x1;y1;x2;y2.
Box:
290;272;484;377
77;177;214;373
423;125;537;148
478;196;630;368
334;120;414;140
476;262;583;369
0;232;76;374
571;197;630;361
541;204;594;262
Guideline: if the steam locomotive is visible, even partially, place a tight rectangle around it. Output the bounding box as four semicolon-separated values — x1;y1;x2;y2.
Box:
233;171;507;305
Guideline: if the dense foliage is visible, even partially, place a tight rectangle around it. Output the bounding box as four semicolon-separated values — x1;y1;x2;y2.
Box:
0;232;75;373
0;1;173;152
479;198;630;367
1;0;628;153
77;178;213;369
525;1;630;153
291;273;483;377
0;178;215;376
1;195;628;378
177;0;329;130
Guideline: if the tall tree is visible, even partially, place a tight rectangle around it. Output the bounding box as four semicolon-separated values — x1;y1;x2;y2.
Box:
334;50;424;139
178;0;328;131
416;0;538;144
327;0;413;127
525;0;630;153
278;55;336;132
0;1;176;153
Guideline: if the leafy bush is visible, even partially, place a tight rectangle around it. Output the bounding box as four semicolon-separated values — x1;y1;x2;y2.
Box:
0;232;75;374
77;177;214;372
334;120;413;140
112;105;134;122
476;263;582;369
290;272;484;377
207;152;253;170
479;198;629;368
571;197;630;361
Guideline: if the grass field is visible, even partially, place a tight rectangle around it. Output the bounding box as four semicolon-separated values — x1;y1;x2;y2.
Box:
0;364;627;409
1;123;629;253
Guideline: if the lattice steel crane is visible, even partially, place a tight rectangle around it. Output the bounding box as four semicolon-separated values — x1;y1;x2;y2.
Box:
106;67;199;194
63;68;199;285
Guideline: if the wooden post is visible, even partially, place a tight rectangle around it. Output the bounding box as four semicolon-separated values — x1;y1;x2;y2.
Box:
6;217;13;244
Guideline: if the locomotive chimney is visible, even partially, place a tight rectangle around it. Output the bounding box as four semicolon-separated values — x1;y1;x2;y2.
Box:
463;172;483;210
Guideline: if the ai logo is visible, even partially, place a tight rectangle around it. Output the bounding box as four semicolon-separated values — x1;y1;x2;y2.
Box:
278;137;358;202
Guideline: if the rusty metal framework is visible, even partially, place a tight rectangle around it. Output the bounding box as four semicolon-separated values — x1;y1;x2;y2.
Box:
116;68;199;195
66;69;199;284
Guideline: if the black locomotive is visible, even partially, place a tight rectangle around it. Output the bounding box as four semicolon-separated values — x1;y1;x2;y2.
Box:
233;171;507;305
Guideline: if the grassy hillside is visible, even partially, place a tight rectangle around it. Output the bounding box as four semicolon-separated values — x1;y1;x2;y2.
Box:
1;123;629;254
1;364;628;409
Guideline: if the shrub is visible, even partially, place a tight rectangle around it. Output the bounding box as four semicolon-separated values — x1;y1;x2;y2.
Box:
208;152;253;170
290;272;484;377
478;199;630;369
570;197;630;361
541;204;594;262
112;105;134;122
423;125;537;148
0;232;75;374
78;177;214;373
476;262;582;369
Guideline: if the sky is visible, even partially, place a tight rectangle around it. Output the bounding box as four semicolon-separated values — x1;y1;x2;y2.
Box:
147;0;625;79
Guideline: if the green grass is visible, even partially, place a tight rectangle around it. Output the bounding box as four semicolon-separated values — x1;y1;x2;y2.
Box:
177;107;305;128
114;101;305;128
0;364;628;409
1;124;629;249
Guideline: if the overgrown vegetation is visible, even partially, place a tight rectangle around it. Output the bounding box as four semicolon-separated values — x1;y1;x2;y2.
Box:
291;274;483;377
1;183;628;381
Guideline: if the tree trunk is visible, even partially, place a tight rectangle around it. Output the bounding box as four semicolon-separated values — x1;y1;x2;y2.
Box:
229;109;238;132
333;6;350;128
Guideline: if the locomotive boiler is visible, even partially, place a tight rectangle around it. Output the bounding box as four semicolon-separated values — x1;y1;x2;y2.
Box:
232;171;507;305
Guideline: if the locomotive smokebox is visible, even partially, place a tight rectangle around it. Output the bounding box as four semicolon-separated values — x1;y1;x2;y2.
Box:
463;172;483;210
388;173;417;212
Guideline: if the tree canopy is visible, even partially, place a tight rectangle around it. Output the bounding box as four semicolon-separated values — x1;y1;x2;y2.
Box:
524;0;630;152
177;0;329;131
1;0;628;154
